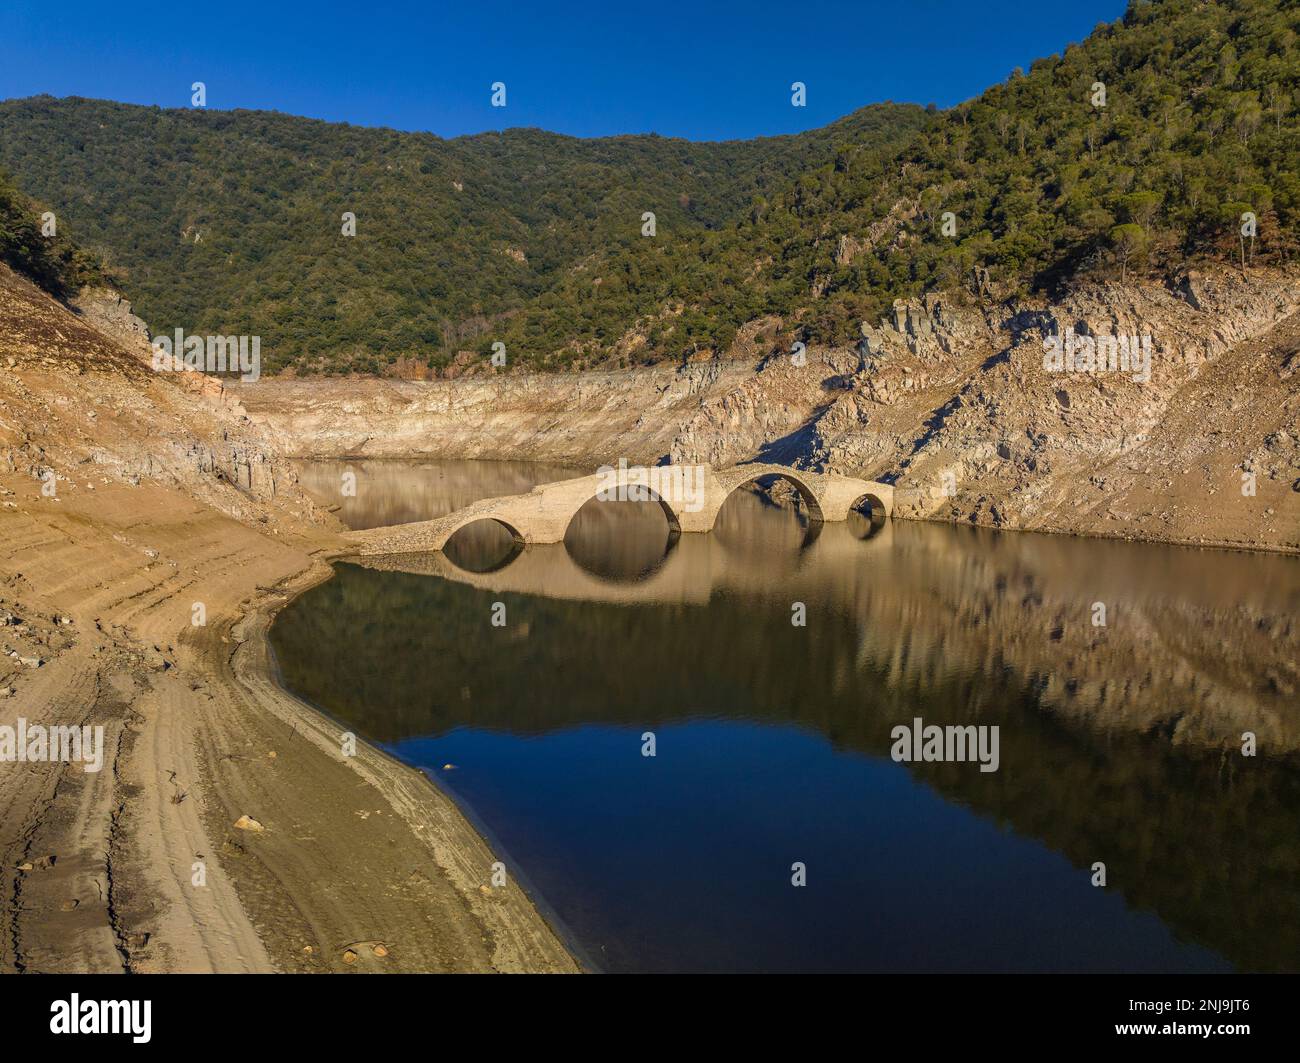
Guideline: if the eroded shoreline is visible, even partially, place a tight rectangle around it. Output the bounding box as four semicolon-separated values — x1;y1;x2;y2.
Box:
242;556;586;973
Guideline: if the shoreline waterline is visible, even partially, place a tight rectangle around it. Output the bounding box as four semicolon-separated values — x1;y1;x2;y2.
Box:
229;551;581;973
259;561;594;972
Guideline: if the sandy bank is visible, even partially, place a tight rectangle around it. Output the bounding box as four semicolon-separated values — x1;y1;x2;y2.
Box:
0;476;576;973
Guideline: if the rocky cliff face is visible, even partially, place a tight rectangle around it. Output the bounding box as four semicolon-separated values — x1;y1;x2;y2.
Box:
232;360;754;469
815;268;1300;554
70;286;153;357
0;266;327;528
234;266;1300;552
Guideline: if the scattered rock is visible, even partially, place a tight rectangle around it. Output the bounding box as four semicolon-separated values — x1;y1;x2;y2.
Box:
233;814;264;832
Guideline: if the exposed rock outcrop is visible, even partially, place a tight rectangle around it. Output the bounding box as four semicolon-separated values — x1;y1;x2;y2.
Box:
70;286;152;357
0;265;325;523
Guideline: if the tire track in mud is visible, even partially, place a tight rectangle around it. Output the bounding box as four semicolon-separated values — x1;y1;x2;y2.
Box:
1;663;128;973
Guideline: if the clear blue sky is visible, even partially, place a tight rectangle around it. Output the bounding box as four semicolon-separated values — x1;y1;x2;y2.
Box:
0;0;1128;140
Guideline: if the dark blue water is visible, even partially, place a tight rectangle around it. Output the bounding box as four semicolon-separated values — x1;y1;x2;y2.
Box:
274;460;1300;973
397;722;1227;972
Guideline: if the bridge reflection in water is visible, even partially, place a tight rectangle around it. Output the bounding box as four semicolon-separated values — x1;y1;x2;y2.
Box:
364;497;884;596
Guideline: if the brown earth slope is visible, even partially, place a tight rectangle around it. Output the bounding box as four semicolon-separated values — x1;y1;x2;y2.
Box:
0;265;576;973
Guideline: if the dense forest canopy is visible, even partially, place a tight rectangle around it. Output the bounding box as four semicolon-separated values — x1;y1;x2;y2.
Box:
0;169;103;297
0;0;1295;374
0;96;923;372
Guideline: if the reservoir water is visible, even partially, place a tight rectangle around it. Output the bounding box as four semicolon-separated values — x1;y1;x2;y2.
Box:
273;459;1300;973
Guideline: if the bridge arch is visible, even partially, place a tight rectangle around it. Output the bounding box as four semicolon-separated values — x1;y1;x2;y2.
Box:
444;514;526;548
562;486;684;541
443;537;524;574
850;491;890;523
723;470;825;524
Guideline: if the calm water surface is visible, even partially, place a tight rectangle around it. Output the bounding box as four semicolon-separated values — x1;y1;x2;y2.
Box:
274;459;1300;973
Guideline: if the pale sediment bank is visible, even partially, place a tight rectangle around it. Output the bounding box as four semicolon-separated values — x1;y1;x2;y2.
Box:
231;557;582;974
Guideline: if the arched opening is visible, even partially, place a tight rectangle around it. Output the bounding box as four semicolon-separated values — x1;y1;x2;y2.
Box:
443;517;525;573
848;493;888;540
563;488;680;583
733;473;824;522
714;472;824;556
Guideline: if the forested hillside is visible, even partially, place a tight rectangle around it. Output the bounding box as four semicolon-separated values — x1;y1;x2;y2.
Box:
0;96;924;372
496;0;1300;363
0;0;1294;375
0;169;104;297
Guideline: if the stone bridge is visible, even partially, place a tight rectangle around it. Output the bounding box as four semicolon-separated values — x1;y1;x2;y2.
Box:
342;463;893;556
